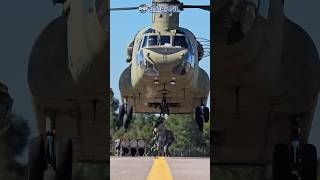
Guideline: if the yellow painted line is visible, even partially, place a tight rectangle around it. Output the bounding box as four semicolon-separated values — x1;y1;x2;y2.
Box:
147;157;173;180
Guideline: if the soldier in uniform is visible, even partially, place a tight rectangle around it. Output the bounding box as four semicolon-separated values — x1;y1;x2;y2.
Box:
164;129;175;156
115;139;122;156
157;119;167;156
150;116;175;156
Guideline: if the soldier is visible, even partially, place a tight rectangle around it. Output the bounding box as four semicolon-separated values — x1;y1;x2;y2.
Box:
115;139;122;156
164;129;175;156
154;117;167;156
150;121;160;156
150;116;176;156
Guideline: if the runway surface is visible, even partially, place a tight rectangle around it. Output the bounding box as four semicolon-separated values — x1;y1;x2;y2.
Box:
110;156;210;180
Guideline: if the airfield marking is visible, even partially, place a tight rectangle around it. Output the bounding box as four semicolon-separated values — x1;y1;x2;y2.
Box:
147;157;173;180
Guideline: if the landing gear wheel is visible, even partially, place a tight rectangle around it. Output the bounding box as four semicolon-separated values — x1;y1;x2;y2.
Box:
55;138;73;180
28;135;45;180
123;105;133;130
118;105;125;127
301;144;318;180
272;144;291;180
195;107;204;131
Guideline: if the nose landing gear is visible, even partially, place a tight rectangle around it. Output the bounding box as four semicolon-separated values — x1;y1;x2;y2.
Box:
28;113;73;180
118;97;133;131
272;115;318;180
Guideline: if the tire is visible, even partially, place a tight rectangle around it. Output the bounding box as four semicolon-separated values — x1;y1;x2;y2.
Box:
56;138;73;180
204;107;209;123
118;105;125;126
195;107;203;131
272;144;291;180
123;105;133;130
28;136;45;180
130;148;137;156
122;148;129;156
301;144;317;180
138;148;145;156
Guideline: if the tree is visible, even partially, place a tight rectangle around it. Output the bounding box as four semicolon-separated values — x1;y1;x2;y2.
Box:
0;113;30;180
165;115;210;157
109;93;210;157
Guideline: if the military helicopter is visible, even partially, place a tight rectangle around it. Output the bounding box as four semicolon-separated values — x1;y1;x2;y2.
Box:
111;0;211;131
27;0;107;180
213;0;320;180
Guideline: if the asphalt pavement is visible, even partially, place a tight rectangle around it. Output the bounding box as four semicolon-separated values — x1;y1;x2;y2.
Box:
110;156;210;180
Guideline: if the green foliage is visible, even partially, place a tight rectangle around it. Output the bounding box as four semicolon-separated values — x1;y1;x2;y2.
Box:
111;113;156;151
110;96;210;157
0;113;30;180
165;114;210;157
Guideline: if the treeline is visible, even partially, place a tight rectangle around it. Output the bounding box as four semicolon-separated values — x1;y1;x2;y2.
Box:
110;95;210;157
0;113;30;180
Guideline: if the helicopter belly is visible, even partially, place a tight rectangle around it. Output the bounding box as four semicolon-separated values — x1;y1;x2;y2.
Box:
119;66;210;113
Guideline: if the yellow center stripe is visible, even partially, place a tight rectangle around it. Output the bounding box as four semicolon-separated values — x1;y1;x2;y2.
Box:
147;157;173;180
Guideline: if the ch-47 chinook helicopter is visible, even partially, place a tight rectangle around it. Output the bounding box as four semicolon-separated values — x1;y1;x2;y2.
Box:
111;0;211;131
27;0;107;180
213;0;320;180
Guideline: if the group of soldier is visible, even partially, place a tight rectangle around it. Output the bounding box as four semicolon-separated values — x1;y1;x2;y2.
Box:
115;116;175;157
150;116;175;156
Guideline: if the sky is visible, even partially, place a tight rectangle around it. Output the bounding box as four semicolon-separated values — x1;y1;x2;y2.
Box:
0;2;62;134
0;1;61;162
110;0;211;103
0;0;318;157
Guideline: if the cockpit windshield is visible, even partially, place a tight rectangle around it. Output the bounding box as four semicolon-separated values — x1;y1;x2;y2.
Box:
160;36;170;45
173;36;188;48
141;35;171;48
149;35;158;46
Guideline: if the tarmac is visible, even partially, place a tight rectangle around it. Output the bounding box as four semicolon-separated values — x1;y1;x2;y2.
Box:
110;156;210;180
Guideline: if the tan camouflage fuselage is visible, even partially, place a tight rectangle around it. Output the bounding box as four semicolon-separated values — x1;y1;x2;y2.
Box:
119;3;210;114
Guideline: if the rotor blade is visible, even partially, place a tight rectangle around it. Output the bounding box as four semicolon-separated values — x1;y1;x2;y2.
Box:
110;7;139;11
182;5;211;11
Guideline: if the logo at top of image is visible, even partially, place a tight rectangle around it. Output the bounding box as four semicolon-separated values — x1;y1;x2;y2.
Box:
139;4;180;13
139;4;149;13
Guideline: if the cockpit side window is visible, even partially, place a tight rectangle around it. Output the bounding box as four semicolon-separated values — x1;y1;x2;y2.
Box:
147;35;158;46
187;38;194;53
141;36;148;49
173;36;188;49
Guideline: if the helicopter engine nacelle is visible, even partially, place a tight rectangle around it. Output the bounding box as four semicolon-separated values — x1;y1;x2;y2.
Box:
126;41;134;63
197;42;204;61
62;0;107;92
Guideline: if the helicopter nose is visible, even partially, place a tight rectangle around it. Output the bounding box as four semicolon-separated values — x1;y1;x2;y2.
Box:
142;48;188;67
